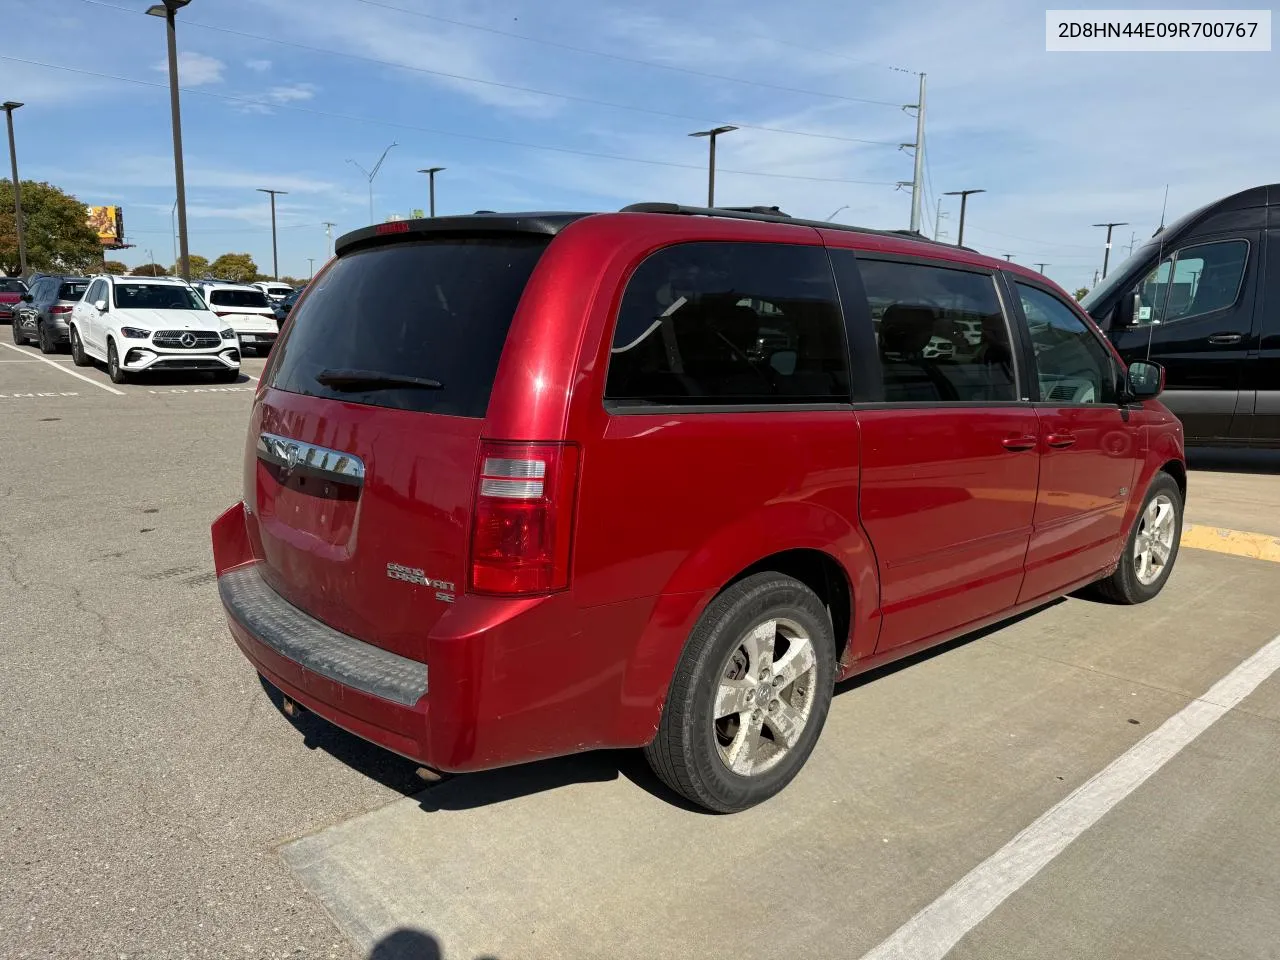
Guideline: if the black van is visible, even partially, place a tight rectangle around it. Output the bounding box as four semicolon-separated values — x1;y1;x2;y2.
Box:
1082;183;1280;447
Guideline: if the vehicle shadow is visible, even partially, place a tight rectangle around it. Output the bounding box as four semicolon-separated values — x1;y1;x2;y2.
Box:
368;927;500;960
260;603;1068;815
1186;446;1280;475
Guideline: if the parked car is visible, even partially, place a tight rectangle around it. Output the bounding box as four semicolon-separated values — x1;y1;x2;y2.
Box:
1082;182;1280;447
195;282;278;355
0;276;27;324
212;204;1185;813
69;275;240;384
253;281;294;303
271;287;302;325
10;275;91;352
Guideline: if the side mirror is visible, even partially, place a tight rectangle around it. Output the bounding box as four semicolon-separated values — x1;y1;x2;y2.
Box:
768;350;798;377
20;292;33;302
1127;360;1164;400
94;299;108;312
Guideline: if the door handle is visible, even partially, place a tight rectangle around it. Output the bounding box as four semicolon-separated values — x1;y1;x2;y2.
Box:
1002;435;1038;451
1045;433;1077;449
1207;333;1243;345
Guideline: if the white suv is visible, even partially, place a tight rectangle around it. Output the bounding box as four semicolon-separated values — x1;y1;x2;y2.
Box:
196;282;279;355
253;281;294;303
69;276;240;384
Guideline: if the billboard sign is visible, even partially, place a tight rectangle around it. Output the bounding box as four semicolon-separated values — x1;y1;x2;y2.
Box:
87;206;125;247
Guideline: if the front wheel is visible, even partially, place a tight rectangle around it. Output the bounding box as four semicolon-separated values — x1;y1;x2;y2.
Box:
10;315;25;345
107;340;128;384
645;573;836;812
1091;472;1183;604
70;327;92;367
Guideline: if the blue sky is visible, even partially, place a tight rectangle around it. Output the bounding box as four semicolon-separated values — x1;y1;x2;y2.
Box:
1;0;1276;291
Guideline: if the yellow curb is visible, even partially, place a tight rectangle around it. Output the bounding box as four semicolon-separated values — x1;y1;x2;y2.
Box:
1181;524;1280;564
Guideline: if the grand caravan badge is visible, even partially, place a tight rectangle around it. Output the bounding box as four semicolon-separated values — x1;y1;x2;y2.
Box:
387;563;456;602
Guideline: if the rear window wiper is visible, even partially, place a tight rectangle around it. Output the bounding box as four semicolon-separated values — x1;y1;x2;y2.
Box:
314;368;444;391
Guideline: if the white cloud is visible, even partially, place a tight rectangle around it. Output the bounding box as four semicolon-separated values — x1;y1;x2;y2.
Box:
264;83;317;104
245;59;273;73
154;50;225;86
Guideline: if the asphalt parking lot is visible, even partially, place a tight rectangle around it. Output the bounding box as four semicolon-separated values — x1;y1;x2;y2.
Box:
2;337;1279;960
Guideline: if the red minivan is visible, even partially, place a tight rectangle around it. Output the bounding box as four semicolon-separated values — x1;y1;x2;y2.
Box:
212;204;1186;812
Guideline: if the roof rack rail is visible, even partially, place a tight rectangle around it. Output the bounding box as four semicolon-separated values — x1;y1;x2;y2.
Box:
619;202;977;252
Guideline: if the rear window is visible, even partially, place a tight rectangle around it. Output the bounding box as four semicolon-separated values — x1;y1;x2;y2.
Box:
0;278;26;293
210;289;270;308
58;282;89;301
266;237;549;417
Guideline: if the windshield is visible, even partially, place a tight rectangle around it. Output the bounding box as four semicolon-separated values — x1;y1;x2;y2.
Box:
210;289;270;308
0;278;27;294
267;237;548;417
113;283;207;311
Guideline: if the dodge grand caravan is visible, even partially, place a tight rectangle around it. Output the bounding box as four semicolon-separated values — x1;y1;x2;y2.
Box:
212;204;1185;812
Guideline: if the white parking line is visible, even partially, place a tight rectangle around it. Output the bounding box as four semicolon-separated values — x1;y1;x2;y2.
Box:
0;342;124;395
859;630;1280;960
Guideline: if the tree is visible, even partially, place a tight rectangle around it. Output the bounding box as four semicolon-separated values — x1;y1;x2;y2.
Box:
103;260;128;275
0;180;103;277
210;252;259;283
1073;287;1089;301
280;275;305;287
132;263;169;277
174;253;210;278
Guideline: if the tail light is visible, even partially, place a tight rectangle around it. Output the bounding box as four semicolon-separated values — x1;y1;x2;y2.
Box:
469;441;579;595
51;305;72;315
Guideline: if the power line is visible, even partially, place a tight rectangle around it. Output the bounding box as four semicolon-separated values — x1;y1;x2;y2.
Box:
347;0;906;107
72;0;901;147
0;55;901;186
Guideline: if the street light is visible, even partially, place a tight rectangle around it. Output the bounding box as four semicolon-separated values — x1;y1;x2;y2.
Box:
943;189;985;247
146;0;193;280
417;167;445;218
2;101;27;278
347;142;398;224
689;126;737;208
1092;221;1129;279
257;188;287;280
826;205;849;222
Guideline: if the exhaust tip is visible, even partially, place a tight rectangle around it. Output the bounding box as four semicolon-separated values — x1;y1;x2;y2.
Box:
281;696;303;718
415;766;444;783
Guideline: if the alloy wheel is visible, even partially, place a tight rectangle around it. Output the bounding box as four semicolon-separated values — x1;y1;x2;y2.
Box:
1134;493;1177;586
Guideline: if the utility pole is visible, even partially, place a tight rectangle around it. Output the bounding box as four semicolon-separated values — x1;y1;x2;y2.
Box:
902;73;927;233
933;198;949;242
257;188;287;280
689;126;737;207
1092;221;1129;279
347;142;398;224
322;221;337;260
1035;262;1049;273
2;101;27;278
417;167;445;217
944;189;985;247
307;257;315;279
146;0;193;281
1124;230;1138;257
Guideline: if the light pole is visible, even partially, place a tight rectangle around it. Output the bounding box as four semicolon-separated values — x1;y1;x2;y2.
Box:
2;101;27;278
1003;254;1015;261
943;189;985;247
826;205;849;222
307;257;315;279
1092;221;1129;279
146;0;192;281
417;167;445;217
322;221;336;260
689;126;737;208
1035;262;1049;274
257;188;287;280
170;197;178;270
347;142;398;224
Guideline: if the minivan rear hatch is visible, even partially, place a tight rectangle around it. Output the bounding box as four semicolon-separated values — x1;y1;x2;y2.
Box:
248;228;559;659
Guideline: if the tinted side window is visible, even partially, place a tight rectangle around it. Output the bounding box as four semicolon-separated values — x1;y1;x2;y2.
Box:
605;242;849;406
1132;239;1248;325
1017;283;1117;404
86;280;105;305
857;259;1016;403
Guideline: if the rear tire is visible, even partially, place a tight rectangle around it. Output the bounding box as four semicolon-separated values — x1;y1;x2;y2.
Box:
37;321;56;354
645;572;836;812
107;340;128;384
70;327;92;366
1090;472;1183;604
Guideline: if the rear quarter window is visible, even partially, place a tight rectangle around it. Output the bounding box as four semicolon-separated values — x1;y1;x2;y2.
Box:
266;237;549;417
